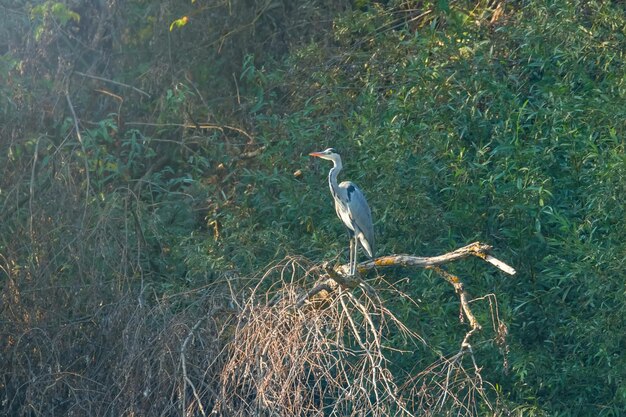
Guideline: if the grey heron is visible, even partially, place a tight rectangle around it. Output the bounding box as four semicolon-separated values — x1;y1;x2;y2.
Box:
309;148;374;275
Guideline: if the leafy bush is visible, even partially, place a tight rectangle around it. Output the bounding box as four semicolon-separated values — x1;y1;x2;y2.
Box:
1;0;626;416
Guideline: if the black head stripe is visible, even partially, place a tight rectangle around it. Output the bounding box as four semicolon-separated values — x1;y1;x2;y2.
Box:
346;184;355;201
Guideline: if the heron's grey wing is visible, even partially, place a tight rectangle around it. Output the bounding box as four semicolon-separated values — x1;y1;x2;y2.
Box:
340;181;374;257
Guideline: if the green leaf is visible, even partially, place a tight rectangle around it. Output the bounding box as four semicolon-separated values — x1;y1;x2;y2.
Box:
169;16;189;32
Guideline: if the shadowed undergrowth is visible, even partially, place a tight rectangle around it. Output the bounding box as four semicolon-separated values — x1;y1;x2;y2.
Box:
2;252;507;416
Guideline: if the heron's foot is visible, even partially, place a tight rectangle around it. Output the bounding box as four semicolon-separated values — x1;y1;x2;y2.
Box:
348;266;360;277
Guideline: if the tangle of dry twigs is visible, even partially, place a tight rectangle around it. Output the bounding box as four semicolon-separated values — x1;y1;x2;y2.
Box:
214;257;418;416
211;253;510;417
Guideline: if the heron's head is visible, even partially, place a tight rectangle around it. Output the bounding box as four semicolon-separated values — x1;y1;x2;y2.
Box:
309;148;341;163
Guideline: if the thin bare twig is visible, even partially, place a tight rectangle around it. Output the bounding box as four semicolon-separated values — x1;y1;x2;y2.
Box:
74;71;151;98
181;316;209;417
124;121;255;142
28;137;41;240
65;92;91;217
217;257;417;416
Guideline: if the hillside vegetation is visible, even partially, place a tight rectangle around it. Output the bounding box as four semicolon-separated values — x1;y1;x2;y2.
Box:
1;0;625;416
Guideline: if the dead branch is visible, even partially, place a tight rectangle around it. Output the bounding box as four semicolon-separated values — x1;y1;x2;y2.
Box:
74;71;151;98
295;281;335;308
180;316;209;417
295;261;379;308
124;121;255;142
65;91;91;215
217;253;510;416
427;266;481;336
357;241;516;276
315;242;507;352
297;242;513;345
304;241;513;325
288;242;512;417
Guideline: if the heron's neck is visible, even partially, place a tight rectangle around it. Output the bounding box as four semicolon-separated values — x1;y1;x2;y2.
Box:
328;159;342;198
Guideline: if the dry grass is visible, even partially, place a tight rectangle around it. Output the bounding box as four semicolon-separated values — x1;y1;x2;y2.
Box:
1;267;230;417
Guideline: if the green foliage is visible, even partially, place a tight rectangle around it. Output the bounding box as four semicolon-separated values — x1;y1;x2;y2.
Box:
222;1;626;415
30;1;80;24
2;0;626;415
30;1;80;41
169;15;189;32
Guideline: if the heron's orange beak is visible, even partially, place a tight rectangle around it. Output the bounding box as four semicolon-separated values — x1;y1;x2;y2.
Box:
309;152;323;158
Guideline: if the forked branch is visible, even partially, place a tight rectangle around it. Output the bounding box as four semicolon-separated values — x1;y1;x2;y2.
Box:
300;241;515;309
302;241;512;355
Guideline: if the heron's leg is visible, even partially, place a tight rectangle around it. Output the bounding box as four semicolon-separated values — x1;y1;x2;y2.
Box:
352;237;360;276
349;238;355;275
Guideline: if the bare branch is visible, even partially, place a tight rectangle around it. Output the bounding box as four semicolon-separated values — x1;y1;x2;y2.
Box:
124;121;255;142
74;71;151;98
356;241;516;275
284;242;511;417
216;257;417;416
65;92;91;218
216;253;509;416
298;241;514;309
427;266;482;336
181;316;209;417
295;280;336;308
